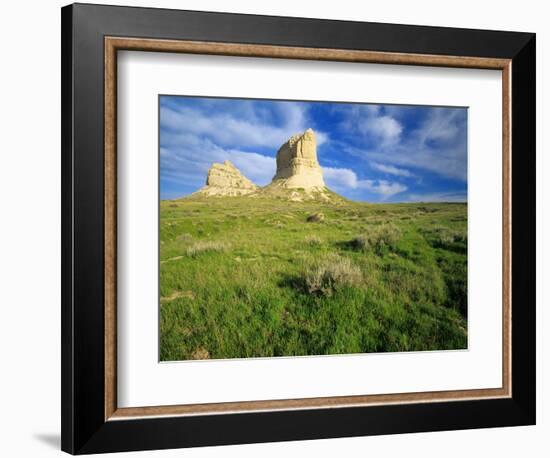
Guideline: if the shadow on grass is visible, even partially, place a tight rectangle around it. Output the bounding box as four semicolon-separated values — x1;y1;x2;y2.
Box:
277;273;306;294
334;240;359;251
431;241;467;255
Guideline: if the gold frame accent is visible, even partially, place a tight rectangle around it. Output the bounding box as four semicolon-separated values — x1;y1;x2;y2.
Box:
104;37;512;421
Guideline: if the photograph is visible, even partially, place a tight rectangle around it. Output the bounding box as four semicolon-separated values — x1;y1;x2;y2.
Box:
159;95;468;361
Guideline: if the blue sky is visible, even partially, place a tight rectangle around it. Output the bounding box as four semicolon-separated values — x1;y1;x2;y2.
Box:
160;95;467;202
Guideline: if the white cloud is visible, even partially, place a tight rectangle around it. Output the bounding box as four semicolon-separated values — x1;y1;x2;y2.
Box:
315;131;329;147
360;115;403;145
225;150;276;185
323;166;406;199
161;106;291;149
338;104;403;146
323;167;358;188
161;101;328;150
405;191;467;202
370;162;412;177
417;109;462;143
358;179;408;197
277;102;306;131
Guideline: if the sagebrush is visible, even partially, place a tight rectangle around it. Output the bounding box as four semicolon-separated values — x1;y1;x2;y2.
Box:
304;254;362;296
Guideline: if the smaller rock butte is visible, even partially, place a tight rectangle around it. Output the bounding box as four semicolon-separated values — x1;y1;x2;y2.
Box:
196;160;258;196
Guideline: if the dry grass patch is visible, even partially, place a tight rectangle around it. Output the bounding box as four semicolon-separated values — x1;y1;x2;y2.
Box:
160;290;195;303
350;224;401;253
435;228;466;245
186;240;229;257
161;255;183;264
176;232;193;243
304;235;323;246
304;254;362;296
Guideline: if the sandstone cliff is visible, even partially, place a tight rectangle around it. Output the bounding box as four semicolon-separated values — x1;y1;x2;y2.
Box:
196;160;258;196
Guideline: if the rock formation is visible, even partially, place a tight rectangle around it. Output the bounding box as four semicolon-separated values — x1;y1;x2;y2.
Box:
196;160;258;196
189;129;340;202
270;128;326;189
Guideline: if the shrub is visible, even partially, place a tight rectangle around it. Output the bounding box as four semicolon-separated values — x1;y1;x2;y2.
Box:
191;347;210;360
305;235;323;246
350;224;401;253
438;230;466;246
304;255;362;296
186;240;228;257
306;212;325;223
349;234;369;251
426;227;467;251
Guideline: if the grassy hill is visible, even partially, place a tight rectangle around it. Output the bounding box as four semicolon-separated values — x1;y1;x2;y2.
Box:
160;194;467;361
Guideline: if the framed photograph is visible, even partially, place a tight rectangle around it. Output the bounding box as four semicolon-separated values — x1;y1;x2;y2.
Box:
61;3;536;454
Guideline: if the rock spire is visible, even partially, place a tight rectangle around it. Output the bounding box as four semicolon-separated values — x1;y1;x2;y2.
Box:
270;128;325;189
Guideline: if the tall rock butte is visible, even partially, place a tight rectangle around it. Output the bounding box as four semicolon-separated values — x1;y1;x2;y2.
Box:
196;160;258;196
269;128;325;190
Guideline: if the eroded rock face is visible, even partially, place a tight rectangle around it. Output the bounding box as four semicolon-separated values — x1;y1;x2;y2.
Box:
197;160;258;196
271;128;325;189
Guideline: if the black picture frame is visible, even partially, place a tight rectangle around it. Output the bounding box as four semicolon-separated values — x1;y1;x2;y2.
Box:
61;3;536;454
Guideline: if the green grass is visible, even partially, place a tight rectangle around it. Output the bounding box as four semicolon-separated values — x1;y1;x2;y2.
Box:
159;195;467;361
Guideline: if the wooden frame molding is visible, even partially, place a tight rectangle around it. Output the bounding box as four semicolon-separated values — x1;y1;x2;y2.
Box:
104;36;512;421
